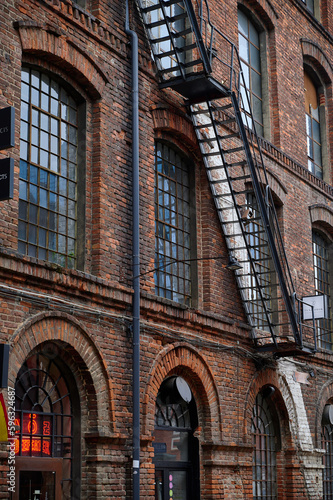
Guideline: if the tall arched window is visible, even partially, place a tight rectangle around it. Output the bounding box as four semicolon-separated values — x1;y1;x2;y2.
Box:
304;71;323;179
153;376;200;500
238;9;264;136
252;388;279;500
312;230;332;349
322;404;333;499
154;142;194;305
19;66;85;268
14;346;80;500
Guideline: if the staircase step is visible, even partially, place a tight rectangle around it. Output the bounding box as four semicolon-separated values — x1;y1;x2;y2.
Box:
142;0;183;13
142;3;162;14
170;27;192;38
214;188;249;197
211;103;234;112
218;132;240;140
159;66;182;75
228;174;251;182
226;160;247;168
150;28;191;44
180;59;203;69
177;42;198;53
163;0;185;6
155;48;177;59
215;117;236;126
223;146;244;154
147;18;168;29
202;151;222;158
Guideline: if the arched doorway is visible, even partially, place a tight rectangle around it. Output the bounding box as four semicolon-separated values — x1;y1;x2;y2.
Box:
153;376;200;500
13;344;80;500
252;387;280;500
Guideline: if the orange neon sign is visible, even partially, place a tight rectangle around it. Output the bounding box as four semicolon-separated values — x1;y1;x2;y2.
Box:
14;413;52;456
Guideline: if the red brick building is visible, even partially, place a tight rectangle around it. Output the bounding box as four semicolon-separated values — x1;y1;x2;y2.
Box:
0;0;332;498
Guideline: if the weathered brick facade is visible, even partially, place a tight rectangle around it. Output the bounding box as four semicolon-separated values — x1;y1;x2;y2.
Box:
0;0;332;498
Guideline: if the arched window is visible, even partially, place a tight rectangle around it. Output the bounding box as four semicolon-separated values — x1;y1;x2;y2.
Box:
252;388;279;500
304;71;323;179
19;66;85;269
312;230;332;349
301;0;320;19
238;9;264;136
14;346;80;500
154;142;194;305
322;404;333;499
153;376;199;500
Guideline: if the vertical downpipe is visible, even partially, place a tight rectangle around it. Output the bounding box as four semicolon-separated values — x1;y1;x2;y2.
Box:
125;1;140;499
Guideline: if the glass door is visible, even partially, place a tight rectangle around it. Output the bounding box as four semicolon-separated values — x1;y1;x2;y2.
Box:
155;467;190;500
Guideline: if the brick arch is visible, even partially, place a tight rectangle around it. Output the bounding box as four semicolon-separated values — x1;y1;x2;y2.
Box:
265;168;288;205
238;0;278;30
243;368;292;446
309;204;333;239
301;39;333;83
315;379;333;447
142;343;222;441
9;311;115;436
151;106;199;155
14;22;108;99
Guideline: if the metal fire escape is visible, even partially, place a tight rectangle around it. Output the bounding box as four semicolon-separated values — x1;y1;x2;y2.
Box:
135;0;316;355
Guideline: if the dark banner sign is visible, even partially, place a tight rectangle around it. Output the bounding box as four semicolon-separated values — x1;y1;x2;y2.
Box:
0;344;10;388
0;107;15;150
0;158;14;201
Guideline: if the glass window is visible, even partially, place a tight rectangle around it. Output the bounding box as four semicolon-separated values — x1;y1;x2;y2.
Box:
305;71;323;179
301;0;315;14
238;10;263;136
322;405;333;499
313;231;332;349
154;142;192;305
19;67;80;268
252;390;278;500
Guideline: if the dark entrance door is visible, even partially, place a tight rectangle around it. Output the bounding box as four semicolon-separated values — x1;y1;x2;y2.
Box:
155;466;192;500
153;377;200;500
14;457;62;500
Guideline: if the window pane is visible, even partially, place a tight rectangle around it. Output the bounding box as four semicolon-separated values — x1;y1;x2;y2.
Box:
251;69;262;98
250;44;261;72
239;34;249;61
238;9;248;36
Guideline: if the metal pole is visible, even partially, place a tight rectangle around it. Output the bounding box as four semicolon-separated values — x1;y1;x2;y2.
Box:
125;2;140;498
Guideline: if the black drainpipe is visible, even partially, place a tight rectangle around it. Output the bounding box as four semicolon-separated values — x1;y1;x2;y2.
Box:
125;2;140;499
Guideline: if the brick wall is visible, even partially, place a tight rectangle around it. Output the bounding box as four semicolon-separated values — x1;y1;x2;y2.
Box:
0;0;332;498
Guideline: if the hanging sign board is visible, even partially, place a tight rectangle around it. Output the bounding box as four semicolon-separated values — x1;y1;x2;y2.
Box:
0;394;8;441
0;107;15;150
302;294;328;320
0;344;10;388
0;158;14;201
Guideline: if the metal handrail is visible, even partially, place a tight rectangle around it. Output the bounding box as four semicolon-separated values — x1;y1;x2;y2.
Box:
188;0;310;344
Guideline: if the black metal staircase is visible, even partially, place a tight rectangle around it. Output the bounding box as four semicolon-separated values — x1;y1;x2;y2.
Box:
135;0;316;355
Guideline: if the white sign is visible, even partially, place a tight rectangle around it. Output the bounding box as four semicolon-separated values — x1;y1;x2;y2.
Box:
302;295;328;320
